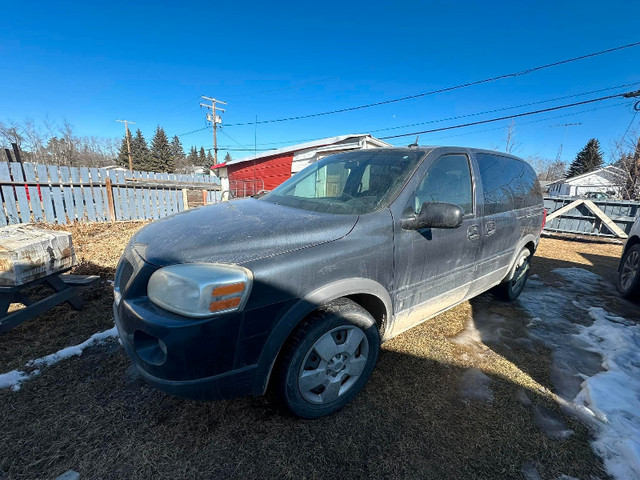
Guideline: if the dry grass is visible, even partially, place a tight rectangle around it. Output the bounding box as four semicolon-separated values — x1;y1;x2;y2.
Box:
0;222;148;372
0;225;621;480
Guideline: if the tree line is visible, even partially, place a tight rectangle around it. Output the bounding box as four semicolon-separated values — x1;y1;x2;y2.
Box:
116;126;231;173
0;118;233;174
115;126;232;173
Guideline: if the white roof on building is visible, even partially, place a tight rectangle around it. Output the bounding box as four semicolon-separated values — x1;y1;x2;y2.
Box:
548;165;626;185
228;134;391;166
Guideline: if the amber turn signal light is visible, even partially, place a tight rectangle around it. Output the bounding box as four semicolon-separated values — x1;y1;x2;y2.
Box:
212;283;245;296
209;297;241;312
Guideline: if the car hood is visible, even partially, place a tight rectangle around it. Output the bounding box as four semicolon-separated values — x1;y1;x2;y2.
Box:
131;198;358;266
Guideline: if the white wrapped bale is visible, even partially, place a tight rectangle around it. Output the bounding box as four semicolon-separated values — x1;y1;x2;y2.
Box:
0;225;77;287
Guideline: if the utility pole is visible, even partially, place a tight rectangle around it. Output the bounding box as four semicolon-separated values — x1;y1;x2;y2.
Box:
116;119;135;172
551;123;581;162
200;96;226;165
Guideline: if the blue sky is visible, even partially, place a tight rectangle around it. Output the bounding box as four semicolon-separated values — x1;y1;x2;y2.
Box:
1;0;639;164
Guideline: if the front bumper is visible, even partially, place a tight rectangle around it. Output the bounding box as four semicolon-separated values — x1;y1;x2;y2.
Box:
114;298;257;400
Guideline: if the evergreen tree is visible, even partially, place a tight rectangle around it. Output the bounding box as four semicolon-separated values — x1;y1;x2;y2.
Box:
150;126;173;172
198;147;207;166
117;129;133;168
203;151;215;172
187;146;199;166
170;135;185;172
130;129;151;171
223;152;232;164
566;138;604;178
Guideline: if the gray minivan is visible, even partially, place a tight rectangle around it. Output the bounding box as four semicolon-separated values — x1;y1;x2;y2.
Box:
114;147;544;418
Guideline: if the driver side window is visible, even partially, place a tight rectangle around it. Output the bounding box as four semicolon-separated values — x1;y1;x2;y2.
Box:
410;154;473;215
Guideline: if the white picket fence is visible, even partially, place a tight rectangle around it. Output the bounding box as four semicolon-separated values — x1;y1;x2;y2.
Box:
0;162;220;225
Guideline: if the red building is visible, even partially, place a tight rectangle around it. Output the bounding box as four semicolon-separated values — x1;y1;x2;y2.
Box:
211;134;389;198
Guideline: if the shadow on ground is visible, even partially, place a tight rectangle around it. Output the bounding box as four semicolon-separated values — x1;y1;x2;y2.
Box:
0;261;117;373
0;324;606;480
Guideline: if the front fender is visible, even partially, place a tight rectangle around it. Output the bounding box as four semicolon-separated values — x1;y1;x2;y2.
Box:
251;277;393;395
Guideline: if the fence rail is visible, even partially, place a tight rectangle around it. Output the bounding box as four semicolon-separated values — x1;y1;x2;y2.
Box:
543;197;640;238
0;162;220;225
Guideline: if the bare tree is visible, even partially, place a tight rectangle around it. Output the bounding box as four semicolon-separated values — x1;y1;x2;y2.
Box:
0;120;25;151
611;120;640;200
526;155;566;181
0;118;118;167
504;120;522;154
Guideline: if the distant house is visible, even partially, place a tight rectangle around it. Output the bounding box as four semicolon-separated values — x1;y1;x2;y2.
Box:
211;134;390;197
547;165;626;198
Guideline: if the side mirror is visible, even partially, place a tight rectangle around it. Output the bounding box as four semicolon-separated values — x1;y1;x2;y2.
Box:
402;202;464;230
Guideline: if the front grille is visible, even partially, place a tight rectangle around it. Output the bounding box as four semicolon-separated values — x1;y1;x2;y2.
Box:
114;244;157;300
117;259;134;294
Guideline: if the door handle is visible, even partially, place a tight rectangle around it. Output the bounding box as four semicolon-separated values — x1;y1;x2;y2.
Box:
467;225;480;241
486;221;496;237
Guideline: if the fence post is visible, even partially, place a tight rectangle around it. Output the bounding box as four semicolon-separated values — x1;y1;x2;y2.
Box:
182;189;189;210
202;190;207;205
105;177;116;221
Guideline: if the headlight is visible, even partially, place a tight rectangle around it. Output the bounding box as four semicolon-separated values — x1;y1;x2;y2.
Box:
147;263;252;318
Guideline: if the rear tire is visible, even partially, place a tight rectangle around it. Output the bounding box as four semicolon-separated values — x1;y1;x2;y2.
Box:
492;247;531;301
275;298;380;419
617;244;640;300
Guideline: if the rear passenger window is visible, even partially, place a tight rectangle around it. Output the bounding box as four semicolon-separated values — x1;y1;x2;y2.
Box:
411;154;473;215
476;153;542;215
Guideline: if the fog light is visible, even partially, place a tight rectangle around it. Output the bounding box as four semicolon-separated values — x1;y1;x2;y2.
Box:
133;330;167;366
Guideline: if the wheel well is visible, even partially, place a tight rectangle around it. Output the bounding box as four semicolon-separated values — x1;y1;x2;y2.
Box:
265;293;388;394
624;236;640;256
525;241;536;255
345;293;388;338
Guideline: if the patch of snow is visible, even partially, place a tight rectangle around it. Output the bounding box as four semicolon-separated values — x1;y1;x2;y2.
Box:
532;405;574;440
449;317;483;346
551;267;601;290
27;326;118;368
459;368;494;404
518;267;640;480
0;369;31;391
521;461;542;480
0;325;119;391
516;389;533;407
55;470;80;480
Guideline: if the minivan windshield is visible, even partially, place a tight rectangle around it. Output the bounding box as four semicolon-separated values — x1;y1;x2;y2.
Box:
261;149;425;214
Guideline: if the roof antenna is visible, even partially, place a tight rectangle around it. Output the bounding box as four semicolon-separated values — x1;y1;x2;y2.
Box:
408;136;419;148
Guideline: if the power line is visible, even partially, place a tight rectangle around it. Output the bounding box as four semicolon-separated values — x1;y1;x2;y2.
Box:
368;82;640;134
187;99;631;151
205;101;629;151
384;102;628;145
621;110;639;140
380;90;640;140
178;125;210;136
222;41;640;126
220;129;249;149
204;146;275;152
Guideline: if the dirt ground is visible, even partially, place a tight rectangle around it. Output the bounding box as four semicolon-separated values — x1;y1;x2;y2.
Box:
0;223;631;480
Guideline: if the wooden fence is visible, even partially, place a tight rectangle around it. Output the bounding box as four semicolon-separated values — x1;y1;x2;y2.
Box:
0;162;220;225
543;197;640;239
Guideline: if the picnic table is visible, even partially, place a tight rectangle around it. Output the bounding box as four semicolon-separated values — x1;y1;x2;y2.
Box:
0;225;99;333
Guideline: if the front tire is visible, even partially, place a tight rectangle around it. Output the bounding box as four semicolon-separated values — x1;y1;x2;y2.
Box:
492;247;531;301
618;244;640;300
275;298;380;419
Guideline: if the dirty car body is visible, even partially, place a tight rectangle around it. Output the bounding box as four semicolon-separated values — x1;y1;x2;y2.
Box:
114;147;544;417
